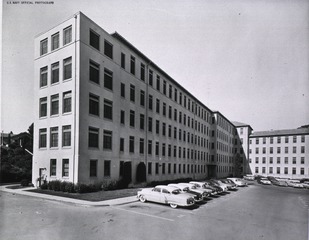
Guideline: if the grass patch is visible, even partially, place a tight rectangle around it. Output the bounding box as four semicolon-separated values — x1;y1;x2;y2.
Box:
27;188;140;202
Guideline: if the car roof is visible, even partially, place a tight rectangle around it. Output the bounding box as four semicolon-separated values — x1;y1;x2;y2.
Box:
155;185;179;191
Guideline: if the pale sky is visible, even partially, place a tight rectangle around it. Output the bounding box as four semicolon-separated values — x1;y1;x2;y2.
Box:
1;0;308;133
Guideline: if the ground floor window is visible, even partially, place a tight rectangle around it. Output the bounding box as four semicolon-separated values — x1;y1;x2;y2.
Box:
50;159;56;176
62;159;69;177
148;162;152;175
104;160;111;177
90;159;97;177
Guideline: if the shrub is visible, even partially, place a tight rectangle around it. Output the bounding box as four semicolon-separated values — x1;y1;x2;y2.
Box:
48;180;62;191
65;182;75;193
20;179;29;187
41;182;48;190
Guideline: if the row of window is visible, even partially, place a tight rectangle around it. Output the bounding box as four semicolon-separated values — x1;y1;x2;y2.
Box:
88;29;212;123
39;91;72;118
250;135;306;144
89;129;211;161
146;162;207;175
255;166;307;175
250;156;306;165
50;159;69;177
40;25;72;56
40;57;72;88
250;146;306;154
39;125;71;148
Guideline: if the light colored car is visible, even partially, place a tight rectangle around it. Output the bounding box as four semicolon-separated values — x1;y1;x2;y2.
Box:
287;180;303;188
227;178;247;187
189;181;216;195
209;179;229;192
302;181;309;189
243;175;255;181
260;178;272;185
178;183;209;198
168;184;203;202
137;185;195;208
220;179;238;190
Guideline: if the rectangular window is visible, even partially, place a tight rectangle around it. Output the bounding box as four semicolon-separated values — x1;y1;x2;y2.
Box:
63;91;72;113
156;120;160;134
140;63;145;81
270;137;273;144
120;110;125;125
162;143;166;156
103;130;112;150
90;29;100;50
104;40;113;59
140;90;145;107
40;38;48;55
88;127;99;148
148;117;152;132
174;88;178;102
62;125;71;147
277;157;280;164
63;57;72;80
284;157;289;164
51;62;59;84
155;142;159;156
148;140;152;155
62;159;69;177
155;163;159;174
104;68;113;90
121;53;125;69
163;80;166;95
148;162;152;175
162;123;166;136
269;167;273;174
39;97;47;117
169;85;172;98
130;85;135;102
129;136;134;153
90;160;97;177
89;93;100;116
285;136;289;143
285;147;288;154
293;146;297;153
156;99;160;113
301;168;304;175
277;167;280;174
130;110;135;127
50;159;56;176
149;70;153;86
139;138;144;154
89;61;100;84
277;137;281;144
284;167;288;174
120;138;124;152
301;136;305;143
163;103;166;116
162;163;166;174
104;99;113;120
293;136;297;143
148;95;153;110
63;26;72;45
301;157;305;164
121;83;125;98
301;146;305;154
104;160;111;177
39;128;47;148
40;66;48;87
292;167;296;174
51;32;59;51
156;75;160;91
140;114;144;130
277;147;281;154
50;127;58;148
130;56;135;75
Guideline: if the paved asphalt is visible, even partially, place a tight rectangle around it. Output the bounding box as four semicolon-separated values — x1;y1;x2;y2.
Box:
0;183;308;240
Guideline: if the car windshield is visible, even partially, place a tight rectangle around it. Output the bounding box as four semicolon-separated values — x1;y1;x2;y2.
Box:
172;189;181;194
183;187;189;192
190;185;196;189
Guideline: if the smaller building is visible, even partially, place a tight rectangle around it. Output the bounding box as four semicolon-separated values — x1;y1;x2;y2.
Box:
249;126;309;179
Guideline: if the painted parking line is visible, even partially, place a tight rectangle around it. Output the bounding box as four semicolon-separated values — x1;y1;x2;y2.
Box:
110;206;174;222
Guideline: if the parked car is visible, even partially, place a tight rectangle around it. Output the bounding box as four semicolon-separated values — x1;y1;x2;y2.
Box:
189;181;216;195
220;179;238;190
168;184;203;202
227;178;247;187
209;179;229;192
259;178;272;185
287;180;304;188
204;180;224;194
178;183;209;198
272;180;288;187
243;175;255;181
302;181;309;189
137;185;195;208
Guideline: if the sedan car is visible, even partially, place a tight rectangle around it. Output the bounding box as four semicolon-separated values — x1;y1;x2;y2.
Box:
220;179;238;190
168;184;203;202
209;179;229;192
178;183;210;198
227;178;247;187
259;178;272;185
189;181;216;195
137;185;195;208
287;180;303;188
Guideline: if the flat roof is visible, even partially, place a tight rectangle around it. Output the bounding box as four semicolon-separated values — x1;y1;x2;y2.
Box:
250;127;309;138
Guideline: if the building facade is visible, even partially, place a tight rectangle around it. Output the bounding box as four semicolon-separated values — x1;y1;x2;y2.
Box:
248;127;309;179
32;12;237;186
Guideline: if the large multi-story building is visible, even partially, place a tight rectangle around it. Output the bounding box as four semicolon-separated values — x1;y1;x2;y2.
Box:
248;126;309;179
32;12;236;186
32;12;309;186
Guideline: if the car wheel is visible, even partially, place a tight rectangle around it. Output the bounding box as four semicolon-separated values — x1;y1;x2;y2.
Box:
139;195;146;203
169;203;177;209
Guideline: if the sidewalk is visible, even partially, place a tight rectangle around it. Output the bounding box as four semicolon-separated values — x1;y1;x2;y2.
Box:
0;185;138;207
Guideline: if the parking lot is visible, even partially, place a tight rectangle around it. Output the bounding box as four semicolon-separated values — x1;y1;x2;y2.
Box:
1;183;308;240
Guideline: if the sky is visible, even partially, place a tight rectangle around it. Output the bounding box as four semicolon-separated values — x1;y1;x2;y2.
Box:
1;0;309;133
